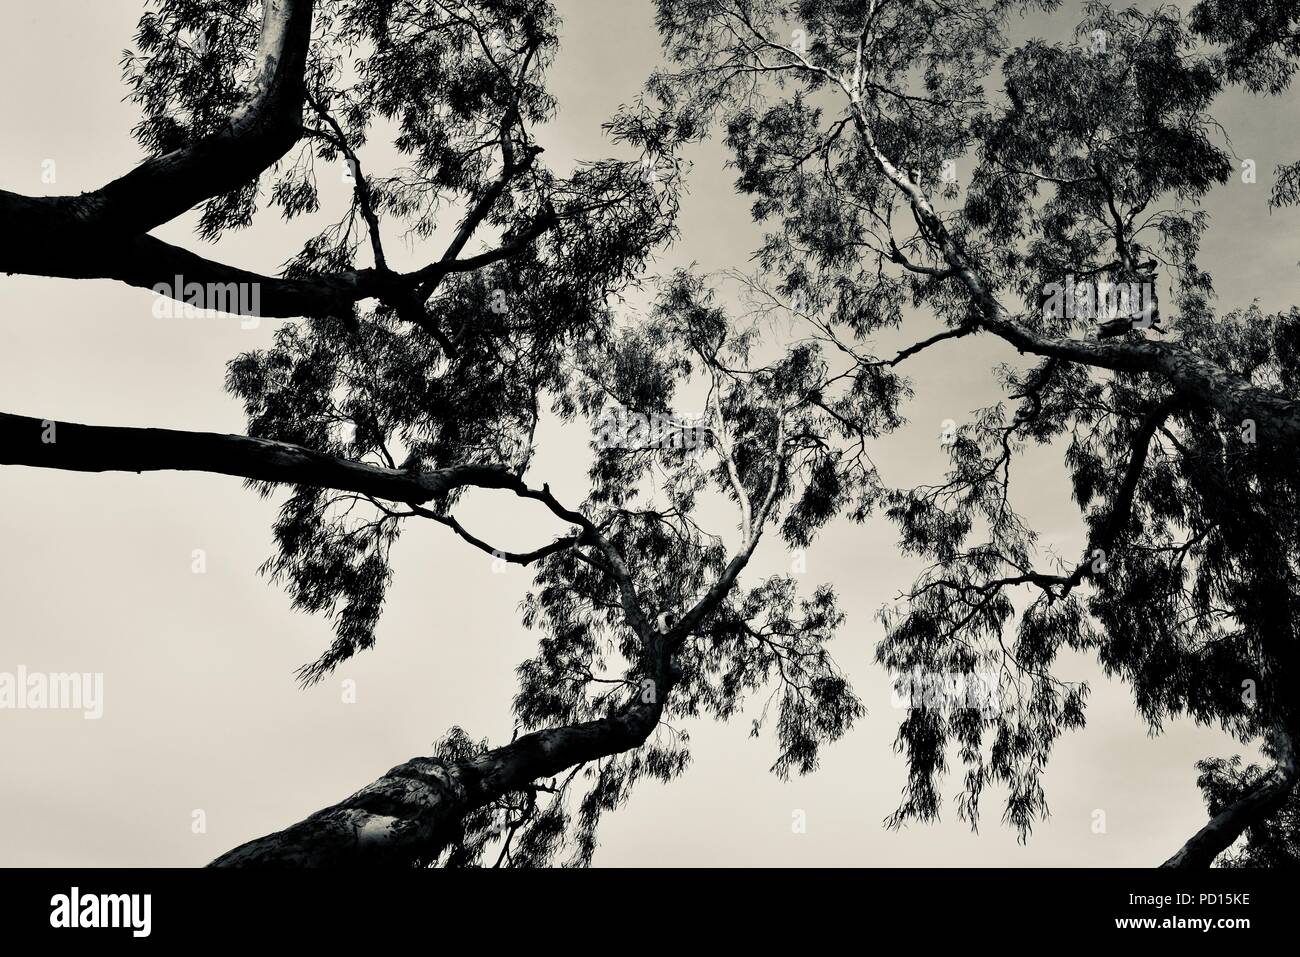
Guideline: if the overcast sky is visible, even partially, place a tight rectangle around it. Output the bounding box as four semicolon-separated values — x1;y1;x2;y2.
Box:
1;0;1297;866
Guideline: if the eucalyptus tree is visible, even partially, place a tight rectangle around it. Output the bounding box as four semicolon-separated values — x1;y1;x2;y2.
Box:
652;0;1300;866
0;0;889;866
208;264;895;865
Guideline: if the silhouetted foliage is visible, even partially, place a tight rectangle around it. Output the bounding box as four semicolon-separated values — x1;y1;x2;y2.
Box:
652;0;1300;861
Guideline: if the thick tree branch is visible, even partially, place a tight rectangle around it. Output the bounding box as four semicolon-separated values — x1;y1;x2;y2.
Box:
1162;727;1298;868
1;409;656;646
0;412;520;505
208;471;672;866
29;233;384;319
0;1;560;331
15;218;557;324
210;701;663;866
2;0;314;243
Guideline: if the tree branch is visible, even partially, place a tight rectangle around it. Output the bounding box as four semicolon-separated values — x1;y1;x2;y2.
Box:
1;0;315;241
30;233;383;320
0;411;520;505
1058;394;1183;595
409;502;587;565
16;220;557;325
210;701;663;866
844;92;1300;445
670;414;786;645
1162;727;1298;868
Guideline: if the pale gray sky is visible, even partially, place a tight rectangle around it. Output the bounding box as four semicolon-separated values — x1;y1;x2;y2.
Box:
0;0;1296;866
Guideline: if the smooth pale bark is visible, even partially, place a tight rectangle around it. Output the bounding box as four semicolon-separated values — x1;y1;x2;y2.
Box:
0;412;519;504
846;97;1300;446
1161;729;1298;868
211;702;662;866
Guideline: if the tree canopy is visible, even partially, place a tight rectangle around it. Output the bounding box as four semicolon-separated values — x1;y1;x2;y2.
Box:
3;0;1299;867
650;0;1300;865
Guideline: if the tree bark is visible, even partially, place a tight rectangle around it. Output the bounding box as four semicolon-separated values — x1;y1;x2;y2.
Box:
0;0;314;247
976;312;1300;446
0;0;562;322
210;702;662;866
10;234;384;320
1161;728;1298;868
0;412;518;505
7;213;557;321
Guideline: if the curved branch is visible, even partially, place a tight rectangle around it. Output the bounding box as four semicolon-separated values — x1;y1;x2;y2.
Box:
410;501;588;565
1;0;314;241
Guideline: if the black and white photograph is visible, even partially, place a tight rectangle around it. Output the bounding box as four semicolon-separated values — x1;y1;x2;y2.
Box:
0;0;1296;939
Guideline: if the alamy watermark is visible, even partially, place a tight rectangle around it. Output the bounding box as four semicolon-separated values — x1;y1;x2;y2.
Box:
152;275;262;328
0;666;103;719
1042;275;1155;326
50;887;150;937
890;669;1002;717
595;405;709;452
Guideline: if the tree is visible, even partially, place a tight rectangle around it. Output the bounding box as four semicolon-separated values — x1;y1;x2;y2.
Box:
8;0;1297;870
1;0;881;866
650;0;1300;866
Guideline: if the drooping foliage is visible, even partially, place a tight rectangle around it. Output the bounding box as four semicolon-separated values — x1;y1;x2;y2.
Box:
455;269;904;864
650;0;1300;856
128;0;685;682
121;0;910;865
117;0;1300;865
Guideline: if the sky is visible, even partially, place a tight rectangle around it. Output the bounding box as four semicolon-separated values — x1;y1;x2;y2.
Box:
0;0;1297;867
